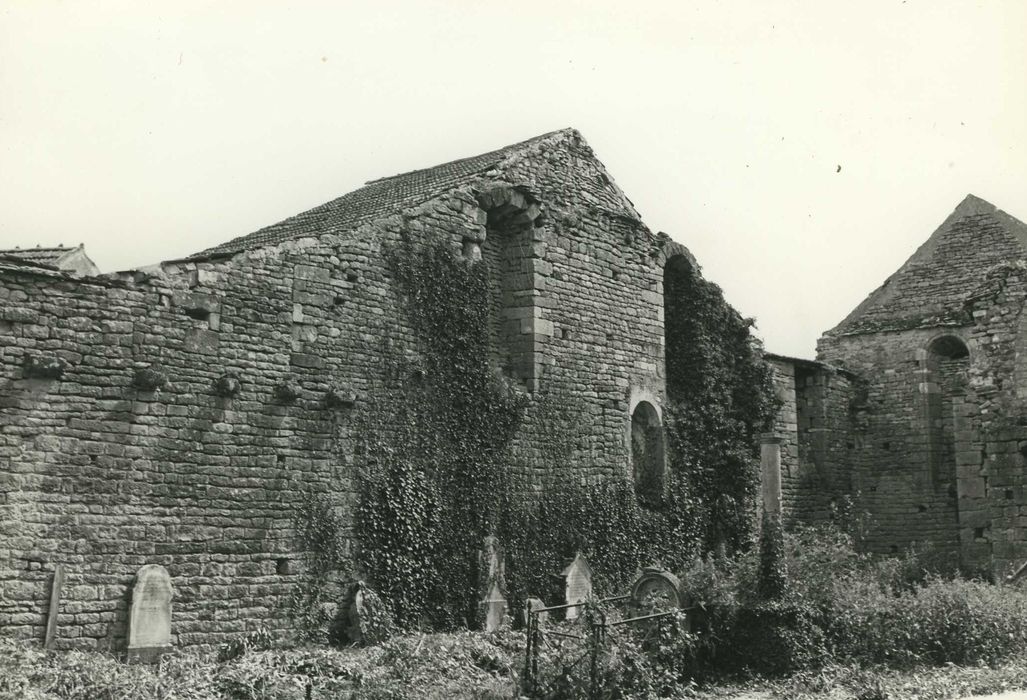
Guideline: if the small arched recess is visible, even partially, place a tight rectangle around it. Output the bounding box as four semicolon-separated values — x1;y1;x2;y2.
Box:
630;399;666;507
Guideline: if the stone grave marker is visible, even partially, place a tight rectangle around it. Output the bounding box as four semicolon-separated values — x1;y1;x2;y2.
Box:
479;535;508;632
127;564;173;663
339;581;394;646
630;567;683;609
44;564;66;650
560;552;593;620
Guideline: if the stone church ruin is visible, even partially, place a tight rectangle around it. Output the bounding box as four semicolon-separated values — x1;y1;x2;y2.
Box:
769;194;1027;576
1;127;1026;650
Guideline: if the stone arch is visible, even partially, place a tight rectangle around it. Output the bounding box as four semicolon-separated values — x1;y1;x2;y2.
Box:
630;400;666;507
651;237;698;273
474;185;545;389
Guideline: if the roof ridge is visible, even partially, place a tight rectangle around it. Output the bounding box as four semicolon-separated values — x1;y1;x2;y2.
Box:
0;244;78;252
186;127;582;260
362;128;575;186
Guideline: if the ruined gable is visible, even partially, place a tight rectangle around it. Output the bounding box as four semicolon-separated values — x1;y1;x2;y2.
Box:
827;195;1027;336
815;195;1027;575
0;129;688;649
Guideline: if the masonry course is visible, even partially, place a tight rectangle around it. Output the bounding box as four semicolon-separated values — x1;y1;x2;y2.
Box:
0;129;693;649
4;130;1026;651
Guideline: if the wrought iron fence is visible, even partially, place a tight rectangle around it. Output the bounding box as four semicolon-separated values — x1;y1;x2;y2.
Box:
521;594;691;699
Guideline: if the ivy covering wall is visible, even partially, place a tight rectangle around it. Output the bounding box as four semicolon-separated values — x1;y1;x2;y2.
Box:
344;237;775;629
663;255;777;554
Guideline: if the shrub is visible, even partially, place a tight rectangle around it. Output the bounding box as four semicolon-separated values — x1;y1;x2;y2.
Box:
829;577;1027;667
756;510;786;600
663;519;1027;681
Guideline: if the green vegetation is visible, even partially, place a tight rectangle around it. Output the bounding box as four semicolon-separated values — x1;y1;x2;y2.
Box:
343;237;776;629
6;516;1027;698
529;517;1027;697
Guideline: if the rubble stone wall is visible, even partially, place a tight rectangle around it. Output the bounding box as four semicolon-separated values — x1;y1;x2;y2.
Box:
768;358;857;525
0;135;674;649
818;262;1027;576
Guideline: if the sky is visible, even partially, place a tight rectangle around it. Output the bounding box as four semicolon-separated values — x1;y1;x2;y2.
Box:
1;1;1025;358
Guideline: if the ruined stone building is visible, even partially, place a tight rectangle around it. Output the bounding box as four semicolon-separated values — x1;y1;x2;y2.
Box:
0;129;694;649
2;124;1025;651
771;194;1027;577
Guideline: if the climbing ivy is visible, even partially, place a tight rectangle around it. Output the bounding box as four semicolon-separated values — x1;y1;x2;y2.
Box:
349;236;775;629
289;490;350;641
663;256;777;553
355;240;527;628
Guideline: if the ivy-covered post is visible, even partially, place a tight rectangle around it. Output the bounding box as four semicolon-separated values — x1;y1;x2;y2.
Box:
760;433;784;518
757;509;786;599
758;433;786;599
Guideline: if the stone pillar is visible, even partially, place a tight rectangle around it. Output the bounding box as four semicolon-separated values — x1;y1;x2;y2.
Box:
761;433;784;517
479;535;508;632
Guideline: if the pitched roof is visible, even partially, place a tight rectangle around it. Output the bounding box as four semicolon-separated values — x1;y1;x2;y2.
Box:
190;128;576;259
826;194;1027;336
0;245;80;268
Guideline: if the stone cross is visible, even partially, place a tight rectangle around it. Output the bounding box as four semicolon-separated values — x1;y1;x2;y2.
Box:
561;552;593;620
479;535;508;632
127;564;173;663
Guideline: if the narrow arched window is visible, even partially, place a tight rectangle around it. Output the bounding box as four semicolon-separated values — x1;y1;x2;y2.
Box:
631;401;666;507
924;335;969;489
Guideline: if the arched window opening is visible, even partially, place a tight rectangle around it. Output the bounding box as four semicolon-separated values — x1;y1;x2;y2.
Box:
924;335;970;489
479;192;538;388
631;401;666;507
663;254;695;401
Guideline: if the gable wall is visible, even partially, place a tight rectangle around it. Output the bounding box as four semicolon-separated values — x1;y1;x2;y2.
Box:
818;261;1027;575
838;213;1023;334
0;138;668;650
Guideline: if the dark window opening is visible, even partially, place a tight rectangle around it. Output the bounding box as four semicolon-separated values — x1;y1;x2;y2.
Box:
184;307;210;321
631;401;665;508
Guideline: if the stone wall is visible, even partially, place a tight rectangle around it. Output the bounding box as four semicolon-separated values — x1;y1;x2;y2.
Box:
817;263;1027;574
0;133;678;649
813;197;1027;575
768;356;857;525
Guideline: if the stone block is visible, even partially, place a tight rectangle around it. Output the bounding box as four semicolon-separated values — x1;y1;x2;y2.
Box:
182;329;219;355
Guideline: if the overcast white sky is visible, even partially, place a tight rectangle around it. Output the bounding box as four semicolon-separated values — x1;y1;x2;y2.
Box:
1;1;1024;357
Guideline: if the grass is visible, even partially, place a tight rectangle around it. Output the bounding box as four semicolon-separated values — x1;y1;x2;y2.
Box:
2;631;1026;699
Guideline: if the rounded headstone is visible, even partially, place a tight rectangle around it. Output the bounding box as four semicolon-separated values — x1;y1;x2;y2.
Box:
630;567;683;610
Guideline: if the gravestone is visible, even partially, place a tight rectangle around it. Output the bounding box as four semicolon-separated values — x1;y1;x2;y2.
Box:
560;552;593;621
522;597;549;628
44;564;66;650
127;564;173;663
479;535;508;631
630;567;683;610
338;581;394;646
